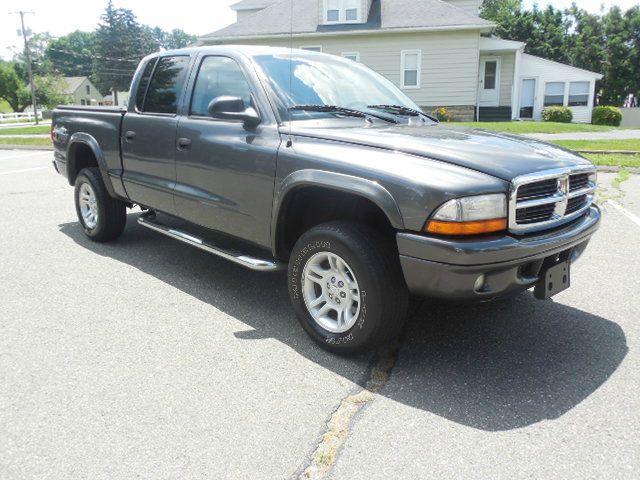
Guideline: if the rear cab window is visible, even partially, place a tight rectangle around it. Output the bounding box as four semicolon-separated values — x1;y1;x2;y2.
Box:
135;58;157;111
139;56;190;114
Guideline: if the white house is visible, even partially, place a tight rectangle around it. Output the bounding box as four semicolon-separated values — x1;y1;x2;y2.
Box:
200;0;603;123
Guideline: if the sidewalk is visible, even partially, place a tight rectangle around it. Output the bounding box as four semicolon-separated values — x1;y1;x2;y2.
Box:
526;129;640;141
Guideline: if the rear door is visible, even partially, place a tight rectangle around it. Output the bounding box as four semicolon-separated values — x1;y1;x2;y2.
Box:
121;55;191;214
174;54;280;249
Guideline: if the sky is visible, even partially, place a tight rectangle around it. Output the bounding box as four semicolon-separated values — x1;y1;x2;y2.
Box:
1;0;639;60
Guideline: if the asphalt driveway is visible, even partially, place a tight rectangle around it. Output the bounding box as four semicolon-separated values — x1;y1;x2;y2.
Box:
1;150;638;479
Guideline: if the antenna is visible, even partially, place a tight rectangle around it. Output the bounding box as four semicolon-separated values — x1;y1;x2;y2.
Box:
10;10;39;125
287;0;293;145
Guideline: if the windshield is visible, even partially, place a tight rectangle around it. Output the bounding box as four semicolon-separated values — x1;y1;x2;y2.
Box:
252;51;425;122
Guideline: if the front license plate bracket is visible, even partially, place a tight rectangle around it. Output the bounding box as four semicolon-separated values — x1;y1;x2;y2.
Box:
534;260;570;300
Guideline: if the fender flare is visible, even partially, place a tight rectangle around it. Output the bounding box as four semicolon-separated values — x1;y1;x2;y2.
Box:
66;133;117;198
271;169;404;256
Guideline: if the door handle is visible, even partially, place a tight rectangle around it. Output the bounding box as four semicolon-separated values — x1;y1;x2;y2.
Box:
124;131;136;142
177;137;192;150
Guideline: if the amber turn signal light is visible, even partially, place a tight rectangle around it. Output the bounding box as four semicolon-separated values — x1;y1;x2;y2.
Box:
426;218;507;235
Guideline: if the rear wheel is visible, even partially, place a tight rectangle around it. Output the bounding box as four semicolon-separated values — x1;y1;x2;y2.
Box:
288;221;408;354
74;167;126;242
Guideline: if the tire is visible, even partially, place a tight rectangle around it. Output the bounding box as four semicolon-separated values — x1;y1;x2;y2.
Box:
74;167;127;242
288;221;409;355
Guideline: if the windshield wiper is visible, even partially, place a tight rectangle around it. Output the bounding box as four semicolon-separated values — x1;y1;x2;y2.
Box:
289;104;398;124
367;104;439;123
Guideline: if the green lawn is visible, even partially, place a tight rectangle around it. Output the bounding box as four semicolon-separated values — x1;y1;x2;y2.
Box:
0;137;51;146
550;139;640;152
0;125;51;135
582;153;640;168
457;121;618;134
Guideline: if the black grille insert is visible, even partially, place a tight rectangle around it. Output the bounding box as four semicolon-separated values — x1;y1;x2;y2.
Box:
517;179;558;200
516;203;556;224
569;173;590;192
566;195;587;214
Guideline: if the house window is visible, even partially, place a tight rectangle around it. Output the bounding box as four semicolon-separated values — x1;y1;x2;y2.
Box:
301;46;322;52
342;52;360;62
86;85;90;94
325;0;359;23
568;81;590;107
401;50;421;89
80;99;86;105
544;82;565;106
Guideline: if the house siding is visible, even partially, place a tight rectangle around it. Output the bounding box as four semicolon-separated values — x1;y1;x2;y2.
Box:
498;51;514;107
68;78;103;106
225;29;481;117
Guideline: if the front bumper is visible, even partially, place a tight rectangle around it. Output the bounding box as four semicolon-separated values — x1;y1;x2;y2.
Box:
397;206;601;300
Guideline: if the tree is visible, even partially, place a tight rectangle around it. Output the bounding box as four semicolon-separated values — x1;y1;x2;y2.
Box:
164;29;197;49
46;31;97;77
0;62;31;112
601;7;632;105
94;0;147;95
33;75;70;109
12;32;54;81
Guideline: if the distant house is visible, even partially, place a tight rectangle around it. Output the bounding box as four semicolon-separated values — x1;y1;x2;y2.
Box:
61;77;103;106
199;0;603;123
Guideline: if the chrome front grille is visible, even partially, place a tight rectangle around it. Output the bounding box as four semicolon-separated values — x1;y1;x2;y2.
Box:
509;166;597;234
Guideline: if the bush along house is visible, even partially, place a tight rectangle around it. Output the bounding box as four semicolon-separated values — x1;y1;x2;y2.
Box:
199;0;603;123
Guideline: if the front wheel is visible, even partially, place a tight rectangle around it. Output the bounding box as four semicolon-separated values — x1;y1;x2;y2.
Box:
288;221;408;355
74;167;127;242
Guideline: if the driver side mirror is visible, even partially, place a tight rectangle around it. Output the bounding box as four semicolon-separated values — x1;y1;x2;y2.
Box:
208;96;260;128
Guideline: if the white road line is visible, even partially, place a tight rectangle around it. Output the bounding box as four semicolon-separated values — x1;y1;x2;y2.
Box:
0;166;50;176
0;152;51;161
607;200;640;228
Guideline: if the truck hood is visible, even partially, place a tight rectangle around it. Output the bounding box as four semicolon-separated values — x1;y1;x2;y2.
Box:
289;123;592;181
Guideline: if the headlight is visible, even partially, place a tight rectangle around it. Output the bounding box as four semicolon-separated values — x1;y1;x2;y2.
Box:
425;193;507;235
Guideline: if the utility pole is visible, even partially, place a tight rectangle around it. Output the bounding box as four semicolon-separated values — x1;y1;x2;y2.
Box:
11;11;39;125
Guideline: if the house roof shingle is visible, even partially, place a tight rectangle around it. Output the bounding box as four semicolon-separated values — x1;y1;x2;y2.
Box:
61;76;87;95
202;0;493;40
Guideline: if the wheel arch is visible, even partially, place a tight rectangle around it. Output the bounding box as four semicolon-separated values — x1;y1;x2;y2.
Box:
67;133;117;198
271;169;404;259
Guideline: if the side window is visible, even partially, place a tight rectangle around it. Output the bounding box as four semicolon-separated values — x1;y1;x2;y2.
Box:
135;58;157;111
143;56;190;114
190;56;253;117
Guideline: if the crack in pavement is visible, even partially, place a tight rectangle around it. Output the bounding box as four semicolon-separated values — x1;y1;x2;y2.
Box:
297;343;400;480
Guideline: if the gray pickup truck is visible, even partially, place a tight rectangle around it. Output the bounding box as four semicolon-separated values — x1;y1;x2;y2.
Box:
52;46;600;354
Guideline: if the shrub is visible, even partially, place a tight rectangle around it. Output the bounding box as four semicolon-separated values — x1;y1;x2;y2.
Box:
542;106;573;123
431;106;453;122
592;106;622;126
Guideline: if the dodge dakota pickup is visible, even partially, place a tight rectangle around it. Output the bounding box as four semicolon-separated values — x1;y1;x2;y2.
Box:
52;46;601;354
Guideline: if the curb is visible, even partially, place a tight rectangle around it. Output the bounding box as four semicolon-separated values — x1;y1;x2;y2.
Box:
597;165;640;173
577;150;640;155
0;144;52;151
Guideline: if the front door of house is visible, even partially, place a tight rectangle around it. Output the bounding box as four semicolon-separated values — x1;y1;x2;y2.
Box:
519;78;537;119
479;57;500;106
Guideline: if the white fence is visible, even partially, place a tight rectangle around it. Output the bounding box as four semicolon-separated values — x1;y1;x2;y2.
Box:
0;111;44;122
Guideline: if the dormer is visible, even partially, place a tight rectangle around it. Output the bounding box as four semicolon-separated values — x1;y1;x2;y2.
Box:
321;0;373;25
231;0;277;23
442;0;483;17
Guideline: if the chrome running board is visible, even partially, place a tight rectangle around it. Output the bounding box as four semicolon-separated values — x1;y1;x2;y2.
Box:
137;213;285;272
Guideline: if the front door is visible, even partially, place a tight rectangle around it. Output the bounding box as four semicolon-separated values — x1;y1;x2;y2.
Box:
479;57;500;106
174;55;280;249
519;78;537;119
122;55;191;215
